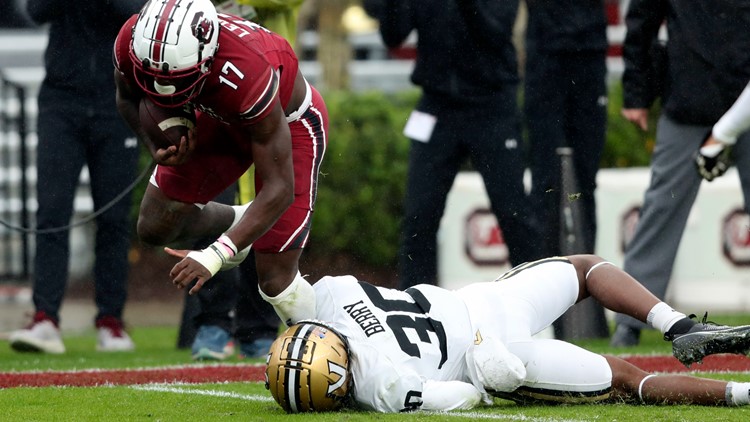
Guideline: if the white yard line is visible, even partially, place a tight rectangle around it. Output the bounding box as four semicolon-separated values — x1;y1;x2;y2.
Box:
131;383;274;402
130;384;582;421
427;412;583;422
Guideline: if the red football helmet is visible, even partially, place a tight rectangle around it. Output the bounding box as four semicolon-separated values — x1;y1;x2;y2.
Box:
130;0;220;107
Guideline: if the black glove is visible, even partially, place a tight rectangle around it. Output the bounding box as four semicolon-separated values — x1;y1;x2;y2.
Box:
695;142;732;182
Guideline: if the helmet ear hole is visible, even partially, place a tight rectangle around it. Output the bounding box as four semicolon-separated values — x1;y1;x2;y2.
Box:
266;322;351;413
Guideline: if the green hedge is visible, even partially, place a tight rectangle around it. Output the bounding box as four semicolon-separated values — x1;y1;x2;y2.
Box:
307;89;416;267
600;82;659;168
131;83;658;268
308;83;658;267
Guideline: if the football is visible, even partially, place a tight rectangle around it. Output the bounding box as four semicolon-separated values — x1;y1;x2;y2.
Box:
138;97;196;150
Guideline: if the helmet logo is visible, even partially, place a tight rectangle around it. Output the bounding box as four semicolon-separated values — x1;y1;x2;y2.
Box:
191;12;214;61
327;361;347;395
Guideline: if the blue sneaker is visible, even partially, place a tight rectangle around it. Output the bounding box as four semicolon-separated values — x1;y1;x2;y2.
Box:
239;338;274;359
191;325;234;361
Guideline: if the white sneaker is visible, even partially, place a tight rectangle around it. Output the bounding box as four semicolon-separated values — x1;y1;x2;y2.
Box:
9;312;66;354
96;316;135;352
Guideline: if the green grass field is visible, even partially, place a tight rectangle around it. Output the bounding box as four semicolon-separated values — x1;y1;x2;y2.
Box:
2;320;750;421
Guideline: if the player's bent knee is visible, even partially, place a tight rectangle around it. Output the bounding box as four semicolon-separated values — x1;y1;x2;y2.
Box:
136;215;178;246
603;355;649;401
137;189;195;245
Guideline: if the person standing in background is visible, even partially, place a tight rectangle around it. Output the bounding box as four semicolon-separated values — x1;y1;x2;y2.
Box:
524;0;608;258
9;0;145;354
184;0;305;361
611;0;750;347
695;80;750;182
364;0;543;289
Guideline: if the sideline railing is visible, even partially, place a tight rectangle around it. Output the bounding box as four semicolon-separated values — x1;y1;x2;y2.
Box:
0;69;32;281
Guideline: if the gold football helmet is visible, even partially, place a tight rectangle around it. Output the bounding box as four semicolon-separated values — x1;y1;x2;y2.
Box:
265;320;350;413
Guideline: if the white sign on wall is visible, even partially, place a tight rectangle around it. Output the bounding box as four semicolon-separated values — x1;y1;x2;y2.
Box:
438;169;750;311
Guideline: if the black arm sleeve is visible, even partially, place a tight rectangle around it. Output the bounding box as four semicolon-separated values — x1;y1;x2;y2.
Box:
621;0;669;109
373;0;415;48
456;0;519;54
26;0;64;24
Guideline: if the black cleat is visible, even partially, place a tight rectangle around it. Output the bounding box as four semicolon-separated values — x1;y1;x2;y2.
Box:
671;313;750;367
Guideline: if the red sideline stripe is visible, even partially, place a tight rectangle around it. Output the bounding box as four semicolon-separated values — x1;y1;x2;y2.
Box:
0;364;266;388
2;355;750;389
624;354;750;373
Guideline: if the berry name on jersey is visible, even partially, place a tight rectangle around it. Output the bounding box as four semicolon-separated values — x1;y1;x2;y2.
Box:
343;300;385;337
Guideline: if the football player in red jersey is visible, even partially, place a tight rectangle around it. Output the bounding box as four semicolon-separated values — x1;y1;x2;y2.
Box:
113;0;327;325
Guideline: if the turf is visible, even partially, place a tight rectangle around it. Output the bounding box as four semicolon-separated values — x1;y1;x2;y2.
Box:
2;318;750;421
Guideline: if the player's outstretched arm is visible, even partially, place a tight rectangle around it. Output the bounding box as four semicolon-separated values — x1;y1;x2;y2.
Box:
226;101;294;253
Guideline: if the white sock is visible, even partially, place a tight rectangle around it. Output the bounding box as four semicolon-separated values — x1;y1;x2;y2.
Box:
646;302;687;334
726;382;750;406
259;272;316;326
228;201;252;232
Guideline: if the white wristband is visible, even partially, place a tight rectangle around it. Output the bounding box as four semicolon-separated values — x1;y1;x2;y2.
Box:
186;238;234;277
216;235;238;257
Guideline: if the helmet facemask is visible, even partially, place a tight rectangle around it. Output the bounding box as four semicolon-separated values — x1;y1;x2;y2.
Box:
130;0;220;107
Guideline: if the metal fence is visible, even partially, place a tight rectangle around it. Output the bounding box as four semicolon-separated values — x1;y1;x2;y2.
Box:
0;67;98;286
0;70;32;281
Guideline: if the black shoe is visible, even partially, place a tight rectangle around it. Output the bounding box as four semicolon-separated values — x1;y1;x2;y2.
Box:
671;313;750;367
610;324;641;347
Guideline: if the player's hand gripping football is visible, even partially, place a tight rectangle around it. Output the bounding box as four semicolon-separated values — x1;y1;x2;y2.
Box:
695;135;732;182
138;97;197;166
151;126;196;167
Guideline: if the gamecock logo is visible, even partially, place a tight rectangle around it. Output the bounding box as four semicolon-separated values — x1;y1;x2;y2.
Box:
465;209;508;266
722;208;750;266
620;206;640;253
191;12;214;44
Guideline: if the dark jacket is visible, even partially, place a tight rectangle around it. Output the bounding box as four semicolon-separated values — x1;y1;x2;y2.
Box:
622;0;750;125
364;0;520;104
525;0;608;53
27;0;143;106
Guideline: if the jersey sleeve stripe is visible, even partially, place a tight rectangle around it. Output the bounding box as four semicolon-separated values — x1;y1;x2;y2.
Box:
494;257;572;282
240;69;280;121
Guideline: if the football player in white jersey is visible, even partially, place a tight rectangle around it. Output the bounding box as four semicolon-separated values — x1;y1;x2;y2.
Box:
266;254;750;413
